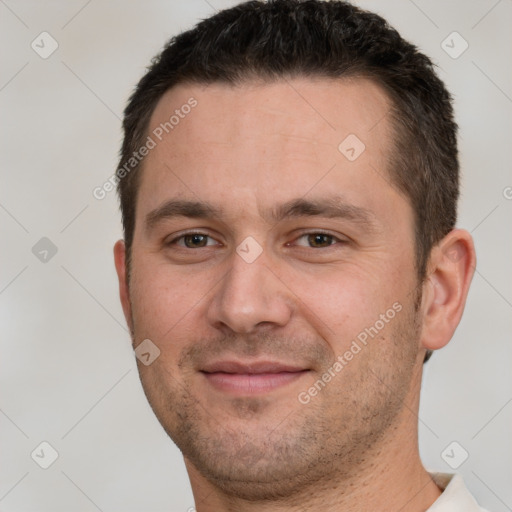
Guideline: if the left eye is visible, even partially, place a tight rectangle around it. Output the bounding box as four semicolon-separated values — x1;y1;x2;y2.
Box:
174;233;218;248
294;233;340;248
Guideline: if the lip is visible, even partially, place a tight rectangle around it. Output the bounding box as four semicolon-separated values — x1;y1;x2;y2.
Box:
200;360;310;395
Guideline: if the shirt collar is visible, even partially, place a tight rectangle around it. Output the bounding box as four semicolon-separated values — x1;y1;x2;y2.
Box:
427;473;488;511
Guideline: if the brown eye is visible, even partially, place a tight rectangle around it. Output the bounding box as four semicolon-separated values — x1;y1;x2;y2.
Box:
306;233;335;248
183;234;210;248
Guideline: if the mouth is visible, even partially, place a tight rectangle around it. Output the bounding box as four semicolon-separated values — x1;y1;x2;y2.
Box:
200;361;310;395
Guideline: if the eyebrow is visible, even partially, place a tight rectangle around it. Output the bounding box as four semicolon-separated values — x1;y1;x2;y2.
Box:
145;200;223;231
270;197;378;230
144;196;378;232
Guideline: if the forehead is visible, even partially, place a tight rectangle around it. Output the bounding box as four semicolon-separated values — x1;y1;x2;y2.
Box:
137;77;405;227
147;77;392;162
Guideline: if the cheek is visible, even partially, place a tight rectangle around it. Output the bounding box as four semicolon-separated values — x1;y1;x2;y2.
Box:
294;279;375;350
128;253;216;351
286;264;411;352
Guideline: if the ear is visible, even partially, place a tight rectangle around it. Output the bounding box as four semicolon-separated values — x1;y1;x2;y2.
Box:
419;229;476;352
114;240;133;334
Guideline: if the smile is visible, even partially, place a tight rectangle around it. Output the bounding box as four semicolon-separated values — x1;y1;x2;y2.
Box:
200;361;310;395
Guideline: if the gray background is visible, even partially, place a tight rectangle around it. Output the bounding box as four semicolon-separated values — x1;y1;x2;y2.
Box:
1;1;511;511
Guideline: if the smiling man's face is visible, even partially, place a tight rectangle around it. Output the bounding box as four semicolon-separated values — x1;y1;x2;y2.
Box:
115;78;426;499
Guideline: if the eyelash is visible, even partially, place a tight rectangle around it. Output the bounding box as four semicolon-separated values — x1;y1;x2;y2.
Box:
292;231;345;248
167;231;220;248
166;231;346;249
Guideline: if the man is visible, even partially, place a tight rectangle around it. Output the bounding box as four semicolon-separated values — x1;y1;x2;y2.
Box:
113;1;484;510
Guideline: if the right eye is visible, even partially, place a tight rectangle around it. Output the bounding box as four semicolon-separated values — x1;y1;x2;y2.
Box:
168;233;220;248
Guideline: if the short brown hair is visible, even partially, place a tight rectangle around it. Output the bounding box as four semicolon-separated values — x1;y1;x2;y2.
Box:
117;0;459;283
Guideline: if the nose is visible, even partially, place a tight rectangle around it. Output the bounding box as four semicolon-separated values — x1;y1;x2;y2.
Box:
206;249;293;335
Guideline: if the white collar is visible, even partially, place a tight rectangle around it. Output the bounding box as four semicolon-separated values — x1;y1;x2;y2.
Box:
427;473;488;511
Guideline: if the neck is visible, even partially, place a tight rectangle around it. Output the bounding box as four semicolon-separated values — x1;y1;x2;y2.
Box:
186;364;441;511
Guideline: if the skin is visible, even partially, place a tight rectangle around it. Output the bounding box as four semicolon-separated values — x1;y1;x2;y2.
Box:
114;77;476;511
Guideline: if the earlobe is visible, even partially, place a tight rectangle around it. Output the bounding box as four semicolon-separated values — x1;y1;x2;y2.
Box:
113;240;133;333
420;229;476;352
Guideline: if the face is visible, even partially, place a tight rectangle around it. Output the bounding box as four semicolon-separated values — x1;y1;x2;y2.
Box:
120;78;424;498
